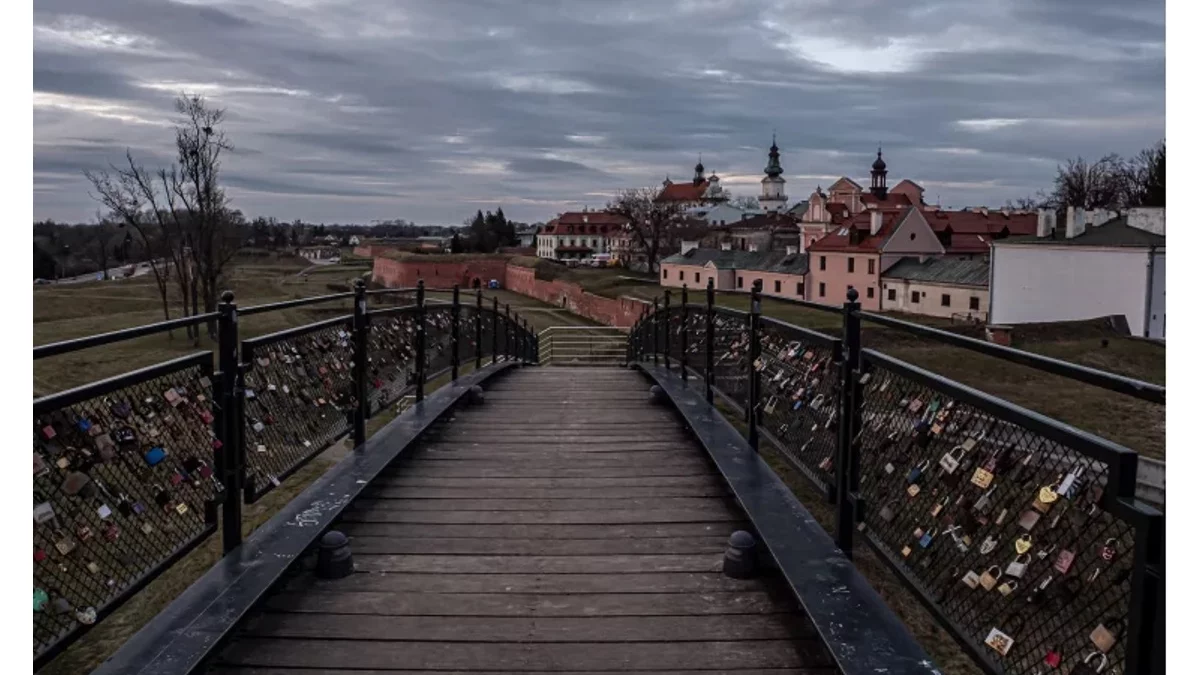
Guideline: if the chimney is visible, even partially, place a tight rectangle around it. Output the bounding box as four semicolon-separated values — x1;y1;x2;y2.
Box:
870;210;883;236
720;241;732;251
1127;207;1166;235
1065;206;1086;239
1037;209;1054;238
785;245;798;256
680;240;699;256
582;214;589;223
748;243;759;253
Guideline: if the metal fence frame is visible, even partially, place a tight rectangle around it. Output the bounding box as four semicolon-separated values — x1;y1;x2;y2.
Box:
629;281;1165;675
31;279;536;669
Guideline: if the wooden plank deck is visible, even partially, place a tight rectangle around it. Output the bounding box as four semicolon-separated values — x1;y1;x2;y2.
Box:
207;367;837;674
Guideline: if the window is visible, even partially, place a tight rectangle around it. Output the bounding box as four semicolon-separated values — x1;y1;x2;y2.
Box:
848;257;855;273
695;272;700;283
819;256;827;271
819;282;826;297
888;288;896;301
867;287;875;299
868;259;875;275
679;270;684;281
737;276;744;289
796;282;804;297
755;279;763;291
774;280;781;293
970;296;980;311
663;269;668;279
911;291;920;304
941;294;951;307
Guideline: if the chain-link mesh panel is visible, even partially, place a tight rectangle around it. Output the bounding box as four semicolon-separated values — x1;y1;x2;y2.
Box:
241;319;355;499
366;309;419;414
423;306;455;379
856;353;1137;675
33;354;220;662
711;308;750;408
756;318;842;492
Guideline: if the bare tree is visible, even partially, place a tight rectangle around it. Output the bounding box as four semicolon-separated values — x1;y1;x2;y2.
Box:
1003;196;1044;211
606;187;687;273
1123;140;1165;208
85;93;239;342
1047;154;1128;211
728;195;761;211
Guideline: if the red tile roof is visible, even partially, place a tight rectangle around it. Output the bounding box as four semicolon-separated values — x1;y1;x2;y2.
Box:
656;180;711;202
807;210;909;252
860;192;914;209
922;210;1036;252
541;211;629;235
828;176;862;192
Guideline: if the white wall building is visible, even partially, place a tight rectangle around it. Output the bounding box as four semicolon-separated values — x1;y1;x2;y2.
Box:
989;207;1165;339
687;202;759;226
535;210;629;262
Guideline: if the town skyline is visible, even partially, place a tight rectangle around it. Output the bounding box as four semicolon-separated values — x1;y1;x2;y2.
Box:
35;0;1164;225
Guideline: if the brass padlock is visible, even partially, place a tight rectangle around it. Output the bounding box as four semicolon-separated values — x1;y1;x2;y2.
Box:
978;565;1001;591
1089;618;1124;653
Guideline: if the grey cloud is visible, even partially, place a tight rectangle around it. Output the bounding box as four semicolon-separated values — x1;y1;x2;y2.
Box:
33;0;1164;223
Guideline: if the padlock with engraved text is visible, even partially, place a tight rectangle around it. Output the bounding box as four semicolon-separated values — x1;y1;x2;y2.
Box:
978;565;1002;591
939;445;967;474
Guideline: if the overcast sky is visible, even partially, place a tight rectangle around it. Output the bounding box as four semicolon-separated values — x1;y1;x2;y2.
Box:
33;0;1164;225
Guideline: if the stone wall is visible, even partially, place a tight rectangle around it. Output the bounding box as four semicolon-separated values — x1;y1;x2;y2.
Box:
504;265;649;328
370;257;509;290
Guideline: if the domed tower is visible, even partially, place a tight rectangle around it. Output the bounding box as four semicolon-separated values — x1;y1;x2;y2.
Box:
759;135;788;213
870;147;888;199
693;156;706;186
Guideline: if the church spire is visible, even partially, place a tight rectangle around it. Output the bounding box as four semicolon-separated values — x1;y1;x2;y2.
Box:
764;136;783;177
870;146;888;198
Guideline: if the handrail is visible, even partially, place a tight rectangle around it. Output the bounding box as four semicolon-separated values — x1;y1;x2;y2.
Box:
855;310;1166;404
33;312;220;360
240;292;354;316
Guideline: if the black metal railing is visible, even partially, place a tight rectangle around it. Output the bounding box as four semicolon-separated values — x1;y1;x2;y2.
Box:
629;280;1165;675
31;279;536;669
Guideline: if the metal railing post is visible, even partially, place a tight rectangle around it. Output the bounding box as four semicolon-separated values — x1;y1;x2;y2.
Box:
475;288;483;369
652;299;660;366
835;287;862;557
450;284;460;381
491;297;499;365
216;290;243;554
504;304;512;360
705;278;715;405
1126;508;1165;675
747;281;761;451
352;279;368;447
680;285;689;382
663;290;672;369
415;280;426;402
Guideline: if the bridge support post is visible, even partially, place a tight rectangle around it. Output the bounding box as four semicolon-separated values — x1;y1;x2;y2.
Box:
663;290;671;370
415;280;426;403
835;287;862;557
451;284;460;381
652;299;659;367
491;297;499;365
504;304;512;361
475;288;483;369
352;279;368;447
705;278;714;405
216;290;244;554
747;281;761;452
680;285;688;382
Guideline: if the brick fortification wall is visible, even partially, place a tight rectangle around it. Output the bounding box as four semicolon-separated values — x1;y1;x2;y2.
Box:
370;256;650;328
504;265;648;329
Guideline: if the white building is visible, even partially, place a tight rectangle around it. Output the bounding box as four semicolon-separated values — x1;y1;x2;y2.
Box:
687;202;759;226
536;210;629;262
989;207;1165;339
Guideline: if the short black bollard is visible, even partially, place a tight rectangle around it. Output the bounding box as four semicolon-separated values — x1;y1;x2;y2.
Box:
316;530;354;579
723;530;758;579
648;384;664;403
467;385;485;405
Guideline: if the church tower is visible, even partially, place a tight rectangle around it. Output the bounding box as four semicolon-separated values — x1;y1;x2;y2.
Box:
870;147;888;199
759;136;787;212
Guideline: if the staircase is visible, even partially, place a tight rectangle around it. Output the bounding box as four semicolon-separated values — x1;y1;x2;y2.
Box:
537;326;627;367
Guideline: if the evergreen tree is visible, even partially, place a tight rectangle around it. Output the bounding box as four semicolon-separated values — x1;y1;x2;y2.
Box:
450;232;464;253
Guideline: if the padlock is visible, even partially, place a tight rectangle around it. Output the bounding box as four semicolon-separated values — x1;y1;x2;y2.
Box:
62;471;91;496
1018;509;1041;531
1099;538;1117;562
930;496;949;518
818;456;833;472
1070;652;1108;674
907;460;930;485
919;529;937;549
939;446;967;474
984;624;1017;656
1032;485;1058;514
879;500;899;523
1057;465;1082;497
979;565;1002;591
34;500;56;525
1044;648;1062;669
961;570;980;588
1014;534;1034;555
906;483;921;498
1005;554;1032;579
143;446;167;466
1089;618;1124;653
997;579;1019;596
900;545;912;558
970;465;995;489
974;487;996;512
1054;548;1076;574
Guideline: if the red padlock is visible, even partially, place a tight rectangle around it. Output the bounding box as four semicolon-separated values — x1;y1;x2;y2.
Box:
1100;538;1117;562
34;548;47;563
1044;648;1062;668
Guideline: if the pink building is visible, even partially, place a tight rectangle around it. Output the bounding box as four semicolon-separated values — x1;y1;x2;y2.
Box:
659;246;809;301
